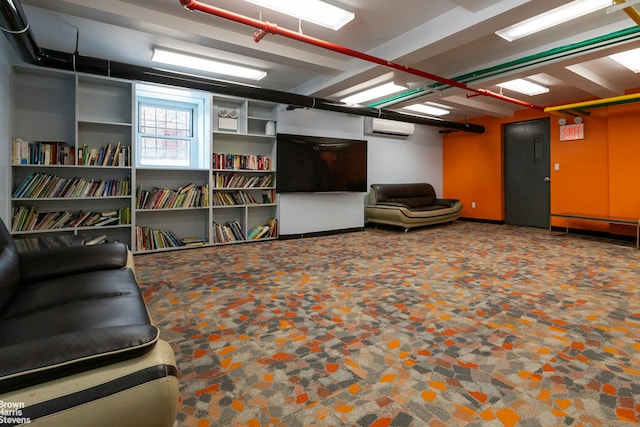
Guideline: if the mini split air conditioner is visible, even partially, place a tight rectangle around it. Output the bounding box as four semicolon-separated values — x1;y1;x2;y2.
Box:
366;117;415;137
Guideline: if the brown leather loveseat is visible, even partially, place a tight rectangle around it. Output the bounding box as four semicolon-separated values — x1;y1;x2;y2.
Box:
365;183;462;231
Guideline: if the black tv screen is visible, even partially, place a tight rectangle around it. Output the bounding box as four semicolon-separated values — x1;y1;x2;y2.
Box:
276;133;367;193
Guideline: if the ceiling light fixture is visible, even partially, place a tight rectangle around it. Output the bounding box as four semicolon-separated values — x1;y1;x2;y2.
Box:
609;47;640;72
152;48;267;81
244;0;354;31
403;103;450;116
340;82;407;105
497;79;549;96
495;0;610;42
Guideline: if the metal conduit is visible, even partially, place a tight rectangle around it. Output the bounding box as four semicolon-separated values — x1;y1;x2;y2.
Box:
178;0;545;112
371;26;640;109
0;0;485;133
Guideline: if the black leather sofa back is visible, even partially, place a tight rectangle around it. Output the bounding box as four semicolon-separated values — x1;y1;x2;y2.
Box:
0;219;20;312
371;183;437;209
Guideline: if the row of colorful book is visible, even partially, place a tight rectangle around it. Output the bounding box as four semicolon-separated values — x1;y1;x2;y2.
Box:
11;138;131;167
246;218;277;240
11;206;130;232
213;172;273;189
12;139;75;165
213;218;277;243
77;142;130;167
136;183;209;209
213;220;245;243
13;173;131;199
213;153;272;171
135;226;188;251
212;191;260;206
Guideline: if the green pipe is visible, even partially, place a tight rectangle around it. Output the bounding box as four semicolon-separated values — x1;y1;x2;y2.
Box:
369;26;640;109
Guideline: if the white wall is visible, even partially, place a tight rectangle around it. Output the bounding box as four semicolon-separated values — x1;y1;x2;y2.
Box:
0;35;17;225
276;107;443;236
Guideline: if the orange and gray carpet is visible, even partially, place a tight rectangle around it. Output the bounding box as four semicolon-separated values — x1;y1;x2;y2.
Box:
135;222;640;426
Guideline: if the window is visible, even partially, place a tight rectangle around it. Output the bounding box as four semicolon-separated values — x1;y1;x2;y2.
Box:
136;84;210;169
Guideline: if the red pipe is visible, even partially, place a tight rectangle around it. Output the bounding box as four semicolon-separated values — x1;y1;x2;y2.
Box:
180;0;544;111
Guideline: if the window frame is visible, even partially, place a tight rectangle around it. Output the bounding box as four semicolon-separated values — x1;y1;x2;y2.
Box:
135;84;210;170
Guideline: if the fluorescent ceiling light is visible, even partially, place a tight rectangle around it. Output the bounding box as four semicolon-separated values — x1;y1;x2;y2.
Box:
497;79;549;96
495;0;610;42
340;82;407;105
610;47;640;73
245;0;354;30
152;49;267;81
404;103;450;116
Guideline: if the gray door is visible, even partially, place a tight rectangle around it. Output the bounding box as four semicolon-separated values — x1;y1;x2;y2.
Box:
504;118;550;228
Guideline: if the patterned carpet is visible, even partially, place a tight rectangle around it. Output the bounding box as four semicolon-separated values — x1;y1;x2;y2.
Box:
134;222;640;427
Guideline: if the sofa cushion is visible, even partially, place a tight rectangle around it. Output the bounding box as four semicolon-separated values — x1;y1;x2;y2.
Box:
0;325;159;393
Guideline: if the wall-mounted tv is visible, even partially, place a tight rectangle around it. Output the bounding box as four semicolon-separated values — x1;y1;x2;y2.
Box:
276;133;367;193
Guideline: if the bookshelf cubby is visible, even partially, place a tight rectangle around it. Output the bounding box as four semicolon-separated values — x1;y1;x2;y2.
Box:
10;66;279;252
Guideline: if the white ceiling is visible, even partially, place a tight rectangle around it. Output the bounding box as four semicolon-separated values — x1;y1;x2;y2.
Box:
17;0;640;122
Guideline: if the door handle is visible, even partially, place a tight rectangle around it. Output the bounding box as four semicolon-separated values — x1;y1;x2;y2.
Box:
544;176;551;182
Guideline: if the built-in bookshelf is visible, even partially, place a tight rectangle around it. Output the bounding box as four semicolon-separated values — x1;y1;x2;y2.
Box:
10;66;279;252
10;66;134;248
211;95;278;246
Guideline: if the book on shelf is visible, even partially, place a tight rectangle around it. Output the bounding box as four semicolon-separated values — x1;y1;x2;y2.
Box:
247;218;277;240
12;173;131;199
78;142;129;166
11;138;76;165
213;172;274;189
181;236;206;246
136;183;208;209
135;226;184;251
213;153;272;171
11;205;128;232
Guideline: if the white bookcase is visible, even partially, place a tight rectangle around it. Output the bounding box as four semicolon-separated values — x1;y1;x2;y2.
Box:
211;96;278;245
10;66;134;251
10;65;279;253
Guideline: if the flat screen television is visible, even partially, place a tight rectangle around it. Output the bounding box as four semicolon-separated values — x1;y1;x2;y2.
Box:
276;133;367;193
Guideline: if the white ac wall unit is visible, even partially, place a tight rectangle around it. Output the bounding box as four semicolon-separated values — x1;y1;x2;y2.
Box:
367;117;415;137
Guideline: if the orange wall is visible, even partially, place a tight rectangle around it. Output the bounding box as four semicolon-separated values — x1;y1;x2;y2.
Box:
442;101;640;235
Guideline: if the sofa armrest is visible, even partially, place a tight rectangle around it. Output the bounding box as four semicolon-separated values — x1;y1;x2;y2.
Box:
433;198;459;208
18;242;130;284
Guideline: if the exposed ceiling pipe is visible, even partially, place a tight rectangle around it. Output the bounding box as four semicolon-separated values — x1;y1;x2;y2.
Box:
0;0;485;133
371;26;640;110
0;0;41;62
544;92;640;112
178;0;545;112
613;0;640;25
